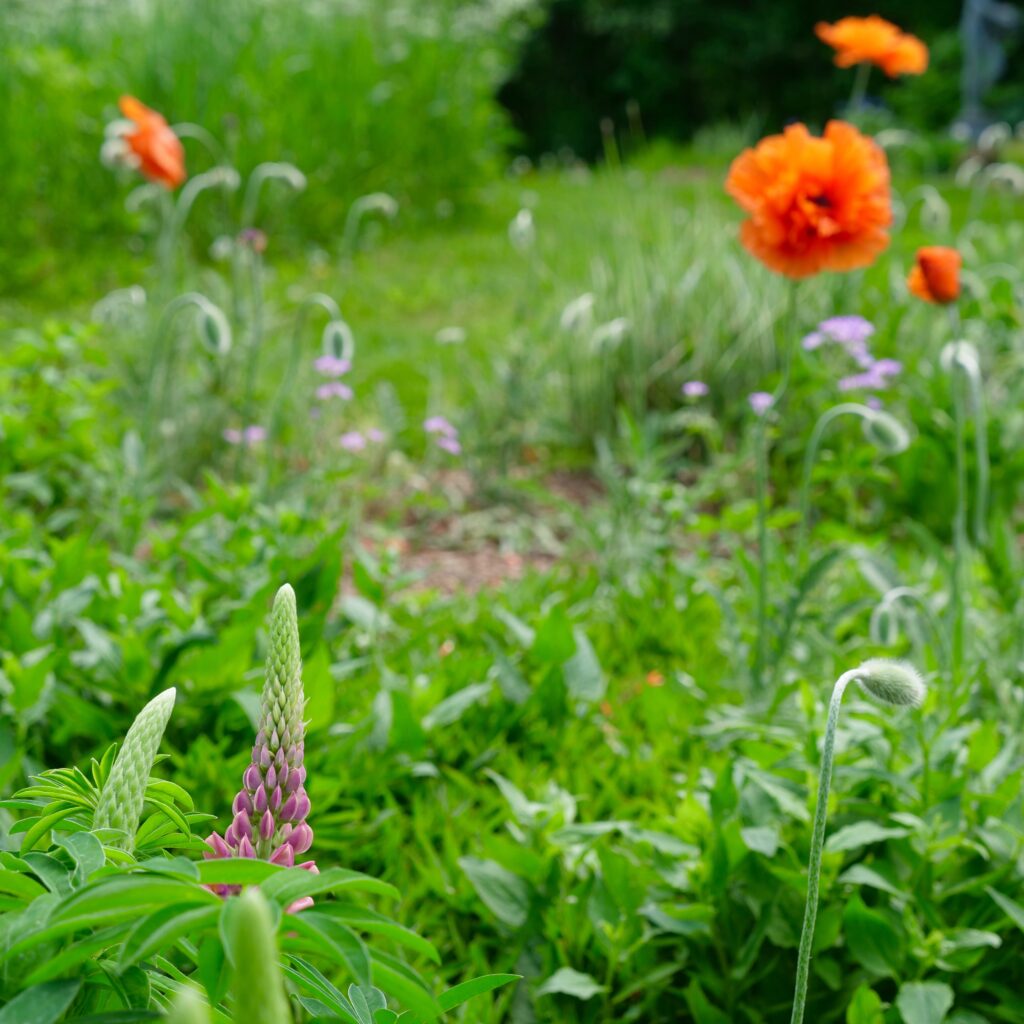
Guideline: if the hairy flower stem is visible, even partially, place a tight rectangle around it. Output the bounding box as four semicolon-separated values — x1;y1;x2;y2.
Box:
951;371;968;683
849;62;871;113
790;674;848;1024
790;660;924;1024
753;416;769;691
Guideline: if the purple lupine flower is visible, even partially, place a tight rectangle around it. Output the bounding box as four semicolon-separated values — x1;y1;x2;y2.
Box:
316;381;354;401
314;355;352;377
339;431;366;451
204;585;317;914
748;392;774;416
682;380;709;398
424;415;458;439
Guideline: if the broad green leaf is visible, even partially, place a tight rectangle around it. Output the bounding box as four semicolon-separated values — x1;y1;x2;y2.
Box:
895;981;954;1024
740;825;779;857
0;979;81;1024
458;857;530;928
438;973;520;1011
196;858;282;886
536;967;604;1000
422;682;493;731
563;628;605;704
0;866;47;901
825;822;910;854
843;896;904;977
846;983;884;1024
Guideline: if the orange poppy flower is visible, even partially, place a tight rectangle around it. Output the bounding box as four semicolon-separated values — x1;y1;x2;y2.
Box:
816;16;928;77
907;246;961;304
118;95;186;189
725;120;892;279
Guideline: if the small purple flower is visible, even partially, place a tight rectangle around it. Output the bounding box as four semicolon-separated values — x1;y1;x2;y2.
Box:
339;431;366;451
748;392;774;416
316;382;354;401
424;416;458;439
838;358;902;393
436;436;462;455
366;428;385;443
224;426;266;447
682;380;709;398
238;228;268;254
314;355;351;377
803;316;876;367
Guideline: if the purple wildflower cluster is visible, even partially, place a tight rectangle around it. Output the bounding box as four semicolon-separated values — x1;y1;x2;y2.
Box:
314;354;354;401
425;415;462;455
339;428;386;452
802;315;902;394
749;392;774;416
681;380;710;398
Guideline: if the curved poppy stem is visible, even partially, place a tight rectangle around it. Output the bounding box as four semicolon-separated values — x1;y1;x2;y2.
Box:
790;672;849;1024
849;62;871;114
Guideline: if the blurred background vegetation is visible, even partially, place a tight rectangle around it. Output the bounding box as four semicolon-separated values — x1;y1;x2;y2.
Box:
4;0;1022;293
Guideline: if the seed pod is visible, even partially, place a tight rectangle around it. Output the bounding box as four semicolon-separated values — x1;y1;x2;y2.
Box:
94;688;176;851
862;410;910;455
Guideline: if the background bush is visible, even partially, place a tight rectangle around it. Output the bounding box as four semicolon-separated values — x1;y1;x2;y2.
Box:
497;0;1001;158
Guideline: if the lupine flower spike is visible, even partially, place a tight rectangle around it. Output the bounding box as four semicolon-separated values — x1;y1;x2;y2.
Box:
94;688;176;851
790;659;925;1024
205;584;317;911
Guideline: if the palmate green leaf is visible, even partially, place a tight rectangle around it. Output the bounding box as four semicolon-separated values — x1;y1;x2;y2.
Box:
842;895;905;978
196;858;282;886
22;925;128;985
367;950;442;1023
315;903;440;964
846;984;884;1024
119;902;221;969
0;978;81;1024
0;865;48;901
260;866;399;908
438;974;520;1012
284;957;360;1024
284;910;372;987
55;831;105;885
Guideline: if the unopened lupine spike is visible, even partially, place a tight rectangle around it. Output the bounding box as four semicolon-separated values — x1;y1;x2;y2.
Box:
164;987;212;1024
94;688;176;852
228;888;292;1024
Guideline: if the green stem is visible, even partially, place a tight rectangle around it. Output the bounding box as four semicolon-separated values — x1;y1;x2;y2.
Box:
790;674;849;1024
753;416;769;690
951;371;968;684
796;403;874;574
849;62;871;114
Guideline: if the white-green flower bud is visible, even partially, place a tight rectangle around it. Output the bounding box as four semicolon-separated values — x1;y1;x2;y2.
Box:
861;410;910;455
94;688;176;851
844;658;926;707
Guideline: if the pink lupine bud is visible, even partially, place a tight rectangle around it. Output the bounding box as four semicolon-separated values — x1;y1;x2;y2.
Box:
279;794;298;822
285;770;301;793
233;810;253;842
288;823;313;854
286;744;297;762
254;785;268;812
260;809;275;841
206;833;232;858
279;823;293;841
233;791;253;816
286;896;314;914
260;747;271;768
266;765;277;790
238;835;255;858
278;765;289;789
271;729;279;749
244;763;262;791
298;860;318;874
224;823;238;847
294;792;311;821
270;786;283;811
270;843;295;867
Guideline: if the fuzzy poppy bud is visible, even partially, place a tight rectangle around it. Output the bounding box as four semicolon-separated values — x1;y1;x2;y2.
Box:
845;658;926;707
